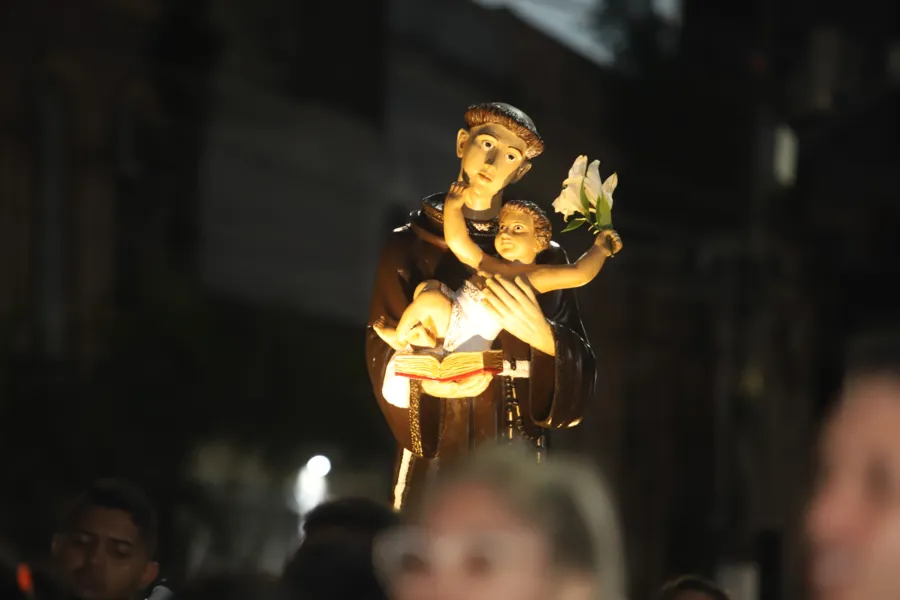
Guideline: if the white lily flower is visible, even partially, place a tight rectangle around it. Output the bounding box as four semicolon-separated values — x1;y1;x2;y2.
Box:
583;160;602;207
601;172;618;209
566;155;588;183
553;155;588;218
551;183;583;218
553;155;619;231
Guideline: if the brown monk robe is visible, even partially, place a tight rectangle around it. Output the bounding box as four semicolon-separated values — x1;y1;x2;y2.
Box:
367;102;599;509
366;192;598;510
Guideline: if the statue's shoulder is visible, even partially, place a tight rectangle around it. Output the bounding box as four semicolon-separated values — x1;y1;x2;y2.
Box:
379;196;444;257
381;220;416;251
421;193;446;225
537;240;569;265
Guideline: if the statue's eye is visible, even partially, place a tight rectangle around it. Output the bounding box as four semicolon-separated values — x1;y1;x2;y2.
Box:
482;140;493;149
506;154;517;162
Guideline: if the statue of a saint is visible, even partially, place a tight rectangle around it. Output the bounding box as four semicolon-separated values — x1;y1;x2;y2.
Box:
366;103;601;509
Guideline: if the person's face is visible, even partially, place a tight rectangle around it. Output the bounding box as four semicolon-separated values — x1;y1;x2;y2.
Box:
806;375;900;600
53;507;158;600
495;211;539;264
376;483;560;600
457;124;531;201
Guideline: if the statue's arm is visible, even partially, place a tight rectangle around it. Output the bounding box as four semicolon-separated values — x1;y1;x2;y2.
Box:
527;244;598;428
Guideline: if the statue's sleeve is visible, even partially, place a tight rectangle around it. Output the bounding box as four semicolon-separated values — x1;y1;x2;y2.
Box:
366;228;418;449
527;244;598;428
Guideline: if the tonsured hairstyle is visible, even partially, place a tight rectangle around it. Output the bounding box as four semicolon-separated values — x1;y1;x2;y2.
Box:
420;443;626;600
464;102;545;159
499;199;553;253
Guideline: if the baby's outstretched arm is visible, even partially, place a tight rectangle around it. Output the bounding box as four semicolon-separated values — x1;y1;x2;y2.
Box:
527;229;623;293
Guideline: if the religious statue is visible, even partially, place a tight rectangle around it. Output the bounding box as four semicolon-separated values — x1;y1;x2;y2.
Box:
366;103;621;509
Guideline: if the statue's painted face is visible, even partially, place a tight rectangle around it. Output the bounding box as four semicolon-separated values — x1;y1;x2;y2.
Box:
495;210;539;265
457;123;530;201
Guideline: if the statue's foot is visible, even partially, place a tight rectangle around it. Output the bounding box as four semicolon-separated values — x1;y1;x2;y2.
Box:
406;324;437;349
374;319;405;351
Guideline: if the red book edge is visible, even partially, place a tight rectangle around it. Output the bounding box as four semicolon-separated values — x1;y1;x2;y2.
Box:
396;366;502;382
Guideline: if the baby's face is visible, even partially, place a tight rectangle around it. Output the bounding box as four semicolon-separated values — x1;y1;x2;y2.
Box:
495;211;538;264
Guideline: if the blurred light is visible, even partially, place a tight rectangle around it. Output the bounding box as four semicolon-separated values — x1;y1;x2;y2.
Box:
773;125;797;187
717;562;759;600
294;468;327;516
652;0;682;25
306;455;331;477
471;0;615;66
292;455;332;518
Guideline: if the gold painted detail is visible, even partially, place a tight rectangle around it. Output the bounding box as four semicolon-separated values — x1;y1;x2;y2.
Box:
409;380;423;456
503;375;537;442
422;200;498;238
393;449;415;511
423;201;444;224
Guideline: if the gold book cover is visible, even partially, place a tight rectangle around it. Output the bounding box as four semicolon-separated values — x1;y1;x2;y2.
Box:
394;350;503;382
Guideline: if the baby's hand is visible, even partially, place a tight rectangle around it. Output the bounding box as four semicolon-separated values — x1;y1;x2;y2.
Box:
445;181;468;207
596;229;623;256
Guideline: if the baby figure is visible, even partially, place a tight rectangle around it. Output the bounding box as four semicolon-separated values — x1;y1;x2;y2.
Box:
374;181;622;355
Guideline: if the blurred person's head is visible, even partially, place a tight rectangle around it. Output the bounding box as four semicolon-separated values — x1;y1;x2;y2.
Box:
655;575;730;600
300;497;398;543
806;331;900;600
52;480;159;600
177;572;290;600
283;497;398;600
374;443;626;600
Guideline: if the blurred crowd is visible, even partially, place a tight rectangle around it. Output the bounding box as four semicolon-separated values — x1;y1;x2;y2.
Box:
3;331;900;600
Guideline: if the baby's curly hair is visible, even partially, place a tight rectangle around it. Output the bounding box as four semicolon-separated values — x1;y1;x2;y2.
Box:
499;200;552;253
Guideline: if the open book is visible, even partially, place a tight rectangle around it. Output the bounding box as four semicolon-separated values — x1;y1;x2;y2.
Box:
394;350;504;382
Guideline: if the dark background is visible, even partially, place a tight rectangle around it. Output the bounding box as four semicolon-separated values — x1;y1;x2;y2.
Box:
0;0;897;598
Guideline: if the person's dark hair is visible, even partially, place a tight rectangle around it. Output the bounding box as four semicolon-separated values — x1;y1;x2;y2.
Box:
60;479;159;558
301;497;398;539
844;329;900;381
284;498;398;600
656;575;730;600
284;535;386;600
464;102;544;159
